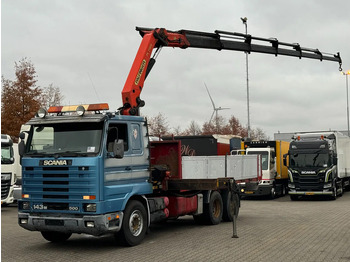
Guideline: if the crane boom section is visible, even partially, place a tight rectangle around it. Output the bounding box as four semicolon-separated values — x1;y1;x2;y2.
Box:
120;27;341;115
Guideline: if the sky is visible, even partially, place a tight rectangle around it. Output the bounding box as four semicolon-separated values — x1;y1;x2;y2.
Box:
1;0;350;139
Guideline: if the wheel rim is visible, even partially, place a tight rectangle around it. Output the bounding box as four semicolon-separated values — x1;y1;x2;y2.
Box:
129;210;143;237
212;199;221;218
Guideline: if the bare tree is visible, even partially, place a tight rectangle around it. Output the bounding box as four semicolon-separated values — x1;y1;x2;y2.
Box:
40;83;64;108
182;120;202;136
148;112;170;137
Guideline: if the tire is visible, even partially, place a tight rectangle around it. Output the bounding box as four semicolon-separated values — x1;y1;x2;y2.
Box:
280;185;286;197
203;191;223;225
41;231;72;243
115;200;148;246
290;195;299;201
330;184;337;200
222;191;239;222
270;187;276;199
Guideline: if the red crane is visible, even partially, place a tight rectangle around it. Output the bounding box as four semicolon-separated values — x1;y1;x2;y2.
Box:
120;27;342;116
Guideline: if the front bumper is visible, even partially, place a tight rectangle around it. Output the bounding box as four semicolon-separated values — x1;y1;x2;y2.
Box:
13;185;22;201
239;183;273;196
18;211;124;236
288;190;333;196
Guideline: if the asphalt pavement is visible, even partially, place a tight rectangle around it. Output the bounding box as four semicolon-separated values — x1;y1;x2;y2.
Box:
2;193;350;262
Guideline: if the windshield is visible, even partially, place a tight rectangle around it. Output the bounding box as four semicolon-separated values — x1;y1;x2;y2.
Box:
26;122;104;157
1;145;14;164
247;151;269;170
290;153;330;168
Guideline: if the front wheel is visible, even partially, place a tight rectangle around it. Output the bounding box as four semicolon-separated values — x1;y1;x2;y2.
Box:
115;200;148;246
290;195;299;201
41;231;72;242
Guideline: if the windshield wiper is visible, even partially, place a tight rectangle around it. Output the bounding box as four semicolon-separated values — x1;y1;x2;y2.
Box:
25;152;54;158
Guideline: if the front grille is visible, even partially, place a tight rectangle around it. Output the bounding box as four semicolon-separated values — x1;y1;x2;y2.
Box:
22;163;97;211
1;173;11;200
294;175;323;191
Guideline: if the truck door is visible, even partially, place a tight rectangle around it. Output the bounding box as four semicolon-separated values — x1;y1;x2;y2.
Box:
104;122;150;206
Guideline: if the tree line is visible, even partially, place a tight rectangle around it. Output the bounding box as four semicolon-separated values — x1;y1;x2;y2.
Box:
147;112;268;140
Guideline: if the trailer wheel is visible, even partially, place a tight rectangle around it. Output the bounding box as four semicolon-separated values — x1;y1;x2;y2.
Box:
115;200;148;246
204;191;223;225
41;231;72;242
222;191;239;222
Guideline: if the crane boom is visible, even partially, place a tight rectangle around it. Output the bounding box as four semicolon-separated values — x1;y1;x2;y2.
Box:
120;27;342;115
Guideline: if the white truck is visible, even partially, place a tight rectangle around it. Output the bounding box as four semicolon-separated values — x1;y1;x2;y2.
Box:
1;134;21;205
237;140;290;198
285;131;350;200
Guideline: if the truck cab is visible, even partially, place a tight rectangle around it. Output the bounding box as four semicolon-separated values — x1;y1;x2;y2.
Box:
18;104;153;244
240;140;289;198
286;132;349;200
246;147;276;191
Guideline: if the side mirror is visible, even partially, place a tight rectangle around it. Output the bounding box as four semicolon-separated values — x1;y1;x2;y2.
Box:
113;139;124;159
19;132;25;140
271;157;276;165
283;153;288;166
18;133;26;157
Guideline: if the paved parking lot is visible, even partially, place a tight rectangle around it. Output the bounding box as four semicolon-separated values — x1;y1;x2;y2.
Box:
2;193;350;262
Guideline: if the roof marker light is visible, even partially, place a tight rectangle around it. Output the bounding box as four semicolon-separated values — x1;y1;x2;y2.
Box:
48;103;109;114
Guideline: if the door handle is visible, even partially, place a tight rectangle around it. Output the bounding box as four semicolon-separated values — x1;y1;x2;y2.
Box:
125;166;132;171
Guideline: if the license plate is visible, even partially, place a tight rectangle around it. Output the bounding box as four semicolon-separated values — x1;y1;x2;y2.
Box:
305;192;314;195
245;191;254;194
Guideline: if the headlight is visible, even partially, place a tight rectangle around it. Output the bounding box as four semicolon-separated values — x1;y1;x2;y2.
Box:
1;173;11;181
288;183;295;189
84;203;96;212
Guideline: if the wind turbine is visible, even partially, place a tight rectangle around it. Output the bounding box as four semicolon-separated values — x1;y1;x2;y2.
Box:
204;83;230;125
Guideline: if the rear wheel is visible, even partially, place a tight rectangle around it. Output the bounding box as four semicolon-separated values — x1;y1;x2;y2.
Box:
41;231;72;243
203;191;223;225
115;200;148;246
